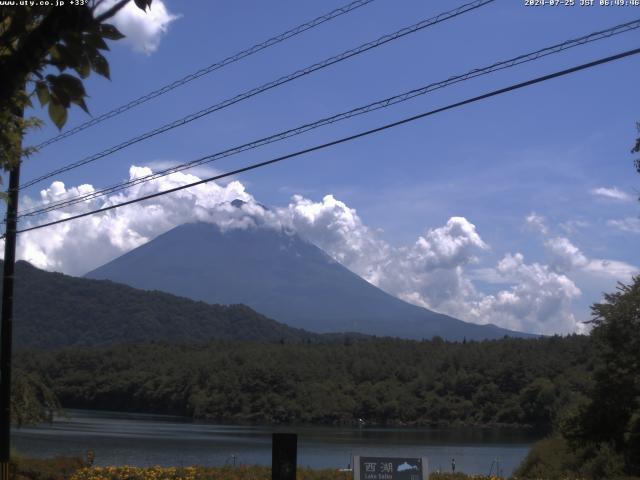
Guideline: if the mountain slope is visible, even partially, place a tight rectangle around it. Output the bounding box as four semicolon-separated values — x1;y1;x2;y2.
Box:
86;222;533;340
2;260;325;349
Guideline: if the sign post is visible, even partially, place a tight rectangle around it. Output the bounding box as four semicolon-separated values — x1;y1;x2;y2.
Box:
353;456;429;480
272;433;297;480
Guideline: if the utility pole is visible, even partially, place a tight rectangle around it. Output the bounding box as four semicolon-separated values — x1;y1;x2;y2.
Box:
0;143;22;480
272;433;297;480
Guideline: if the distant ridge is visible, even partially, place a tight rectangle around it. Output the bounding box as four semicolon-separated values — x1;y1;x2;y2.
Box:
87;222;535;341
2;260;338;349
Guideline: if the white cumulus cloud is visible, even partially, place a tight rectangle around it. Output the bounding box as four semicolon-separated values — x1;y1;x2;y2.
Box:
522;214;638;283
275;194;391;285
15;167;258;275
468;253;582;334
525;212;549;235
545;235;636;282
96;0;179;54
410;217;488;270
582;259;639;281
544;236;589;271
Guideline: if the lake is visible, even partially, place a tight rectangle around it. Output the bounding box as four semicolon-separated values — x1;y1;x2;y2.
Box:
13;410;537;477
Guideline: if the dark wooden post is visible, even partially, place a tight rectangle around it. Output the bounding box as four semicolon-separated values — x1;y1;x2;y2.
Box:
272;433;297;480
0;162;21;480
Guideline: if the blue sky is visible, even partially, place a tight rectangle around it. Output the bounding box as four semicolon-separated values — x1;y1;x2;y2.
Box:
10;0;640;334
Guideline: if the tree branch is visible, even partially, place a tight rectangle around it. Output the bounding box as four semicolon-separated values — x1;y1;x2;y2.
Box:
94;0;130;23
0;6;97;109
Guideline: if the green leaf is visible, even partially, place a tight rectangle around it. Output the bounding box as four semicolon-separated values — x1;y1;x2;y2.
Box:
48;100;68;130
50;92;71;110
99;23;125;41
55;74;86;99
134;0;152;11
50;85;71;109
74;53;91;79
49;44;61;62
61;29;82;47
85;33;109;51
89;51;110;79
71;96;90;115
48;43;74;71
48;45;64;70
35;81;50;106
64;37;85;65
0;16;11;36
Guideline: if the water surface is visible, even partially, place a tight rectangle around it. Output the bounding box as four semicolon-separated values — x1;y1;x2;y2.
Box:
13;410;537;477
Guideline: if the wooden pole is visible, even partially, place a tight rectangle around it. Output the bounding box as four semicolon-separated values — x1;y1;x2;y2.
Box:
272;433;297;480
0;157;21;479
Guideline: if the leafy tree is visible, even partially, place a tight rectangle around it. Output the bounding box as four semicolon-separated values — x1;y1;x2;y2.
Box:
564;276;640;476
514;436;627;480
0;0;153;424
0;0;152;172
11;368;61;427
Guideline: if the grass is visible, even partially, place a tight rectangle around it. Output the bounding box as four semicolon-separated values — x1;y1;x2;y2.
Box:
13;455;87;480
13;458;505;480
70;465;350;480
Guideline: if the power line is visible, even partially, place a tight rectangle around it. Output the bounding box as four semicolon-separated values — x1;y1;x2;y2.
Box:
11;46;640;237
17;18;640;219
20;0;495;190
32;0;377;150
22;18;639;217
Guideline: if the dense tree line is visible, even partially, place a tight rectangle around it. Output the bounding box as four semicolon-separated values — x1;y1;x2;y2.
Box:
563;276;640;476
16;335;592;432
514;276;640;479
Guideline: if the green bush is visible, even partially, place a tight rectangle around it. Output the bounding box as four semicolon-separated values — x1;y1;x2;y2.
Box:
513;437;576;479
513;436;638;480
12;455;86;480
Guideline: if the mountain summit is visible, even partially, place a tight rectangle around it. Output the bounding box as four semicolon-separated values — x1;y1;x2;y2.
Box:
86;222;533;340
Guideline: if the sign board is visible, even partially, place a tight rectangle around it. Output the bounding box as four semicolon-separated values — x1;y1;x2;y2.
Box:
353;456;428;480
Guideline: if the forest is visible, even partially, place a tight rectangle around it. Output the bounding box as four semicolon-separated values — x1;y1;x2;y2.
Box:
2;260;339;348
16;335;592;432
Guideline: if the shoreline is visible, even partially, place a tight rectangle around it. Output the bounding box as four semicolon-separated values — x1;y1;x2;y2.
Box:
49;407;544;433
